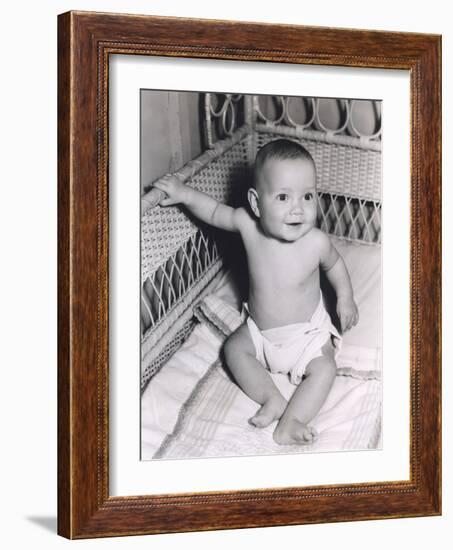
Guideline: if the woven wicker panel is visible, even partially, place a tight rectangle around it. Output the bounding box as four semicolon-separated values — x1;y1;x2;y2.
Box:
256;133;381;201
141;229;220;331
141;318;196;392
141;264;224;388
141;139;249;280
318;193;381;244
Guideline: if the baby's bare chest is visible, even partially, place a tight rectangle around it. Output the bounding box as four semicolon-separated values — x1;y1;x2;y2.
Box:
245;237;320;288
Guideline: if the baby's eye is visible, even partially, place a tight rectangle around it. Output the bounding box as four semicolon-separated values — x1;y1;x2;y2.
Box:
304;193;314;200
276;193;289;202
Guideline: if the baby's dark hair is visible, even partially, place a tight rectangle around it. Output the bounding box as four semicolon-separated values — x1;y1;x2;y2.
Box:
254;139;316;188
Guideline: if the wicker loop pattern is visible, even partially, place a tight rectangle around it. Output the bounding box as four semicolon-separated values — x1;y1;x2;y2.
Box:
348;100;382;141
314;98;351;136
254;95;286;125
286;96;316;129
204;93;247;148
253;96;381;148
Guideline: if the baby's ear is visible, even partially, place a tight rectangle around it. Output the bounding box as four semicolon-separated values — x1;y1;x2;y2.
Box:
247;188;260;218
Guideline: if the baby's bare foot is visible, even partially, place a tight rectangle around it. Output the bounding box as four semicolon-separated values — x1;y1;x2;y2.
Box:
273;418;318;445
249;395;287;428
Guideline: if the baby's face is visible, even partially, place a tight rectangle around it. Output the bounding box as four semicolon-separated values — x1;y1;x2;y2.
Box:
252;157;317;242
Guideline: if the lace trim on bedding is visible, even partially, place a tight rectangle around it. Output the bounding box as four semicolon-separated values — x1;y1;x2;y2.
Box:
193;301;232;338
336;367;381;381
153;359;222;459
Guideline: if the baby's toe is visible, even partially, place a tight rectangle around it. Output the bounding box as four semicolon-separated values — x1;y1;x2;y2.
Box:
249;410;271;428
248;414;262;427
309;426;318;439
301;426;318;443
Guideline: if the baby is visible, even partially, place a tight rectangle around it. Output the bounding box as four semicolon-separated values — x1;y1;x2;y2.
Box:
154;139;358;445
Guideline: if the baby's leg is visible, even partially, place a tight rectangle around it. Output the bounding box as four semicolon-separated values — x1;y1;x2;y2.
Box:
273;338;336;445
224;323;287;428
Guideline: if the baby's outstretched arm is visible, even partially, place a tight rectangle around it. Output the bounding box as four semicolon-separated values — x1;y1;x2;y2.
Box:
153;175;241;232
319;233;359;333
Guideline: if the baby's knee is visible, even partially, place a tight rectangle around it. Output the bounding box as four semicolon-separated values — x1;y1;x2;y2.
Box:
223;331;243;365
223;333;236;362
306;352;337;380
223;325;253;364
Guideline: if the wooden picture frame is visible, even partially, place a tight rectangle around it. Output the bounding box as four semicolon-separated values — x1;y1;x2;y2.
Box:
58;11;441;539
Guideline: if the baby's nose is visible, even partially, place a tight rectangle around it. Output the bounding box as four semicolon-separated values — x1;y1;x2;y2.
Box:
290;200;304;214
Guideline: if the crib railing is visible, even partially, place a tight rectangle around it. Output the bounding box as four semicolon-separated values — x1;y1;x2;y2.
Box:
141;93;382;390
141;133;251;386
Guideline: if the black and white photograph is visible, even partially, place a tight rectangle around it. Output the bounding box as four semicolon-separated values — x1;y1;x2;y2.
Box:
140;91;382;460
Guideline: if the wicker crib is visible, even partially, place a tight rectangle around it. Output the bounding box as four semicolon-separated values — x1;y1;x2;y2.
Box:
140;93;381;393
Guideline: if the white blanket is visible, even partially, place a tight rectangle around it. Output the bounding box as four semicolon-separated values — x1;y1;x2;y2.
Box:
146;295;381;459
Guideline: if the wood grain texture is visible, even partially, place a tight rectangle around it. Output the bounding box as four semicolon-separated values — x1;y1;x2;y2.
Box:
57;11;71;537
57;10;442;539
